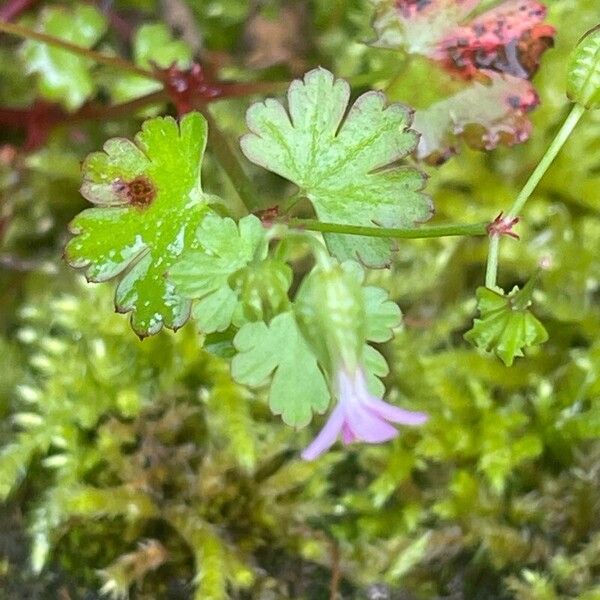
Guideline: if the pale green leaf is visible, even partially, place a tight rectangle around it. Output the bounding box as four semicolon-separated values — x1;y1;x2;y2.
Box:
231;311;330;427
169;214;269;333
241;68;432;266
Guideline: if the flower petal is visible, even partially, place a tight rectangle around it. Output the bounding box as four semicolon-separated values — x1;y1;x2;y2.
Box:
366;395;429;426
344;399;399;443
342;422;356;444
301;403;345;460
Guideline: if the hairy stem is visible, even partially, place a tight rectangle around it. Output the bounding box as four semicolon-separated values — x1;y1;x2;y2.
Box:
0;20;157;80
200;105;263;213
484;103;586;289
287;218;488;239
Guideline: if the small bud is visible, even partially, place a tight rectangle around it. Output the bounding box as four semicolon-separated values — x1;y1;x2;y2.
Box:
294;262;366;373
567;26;600;109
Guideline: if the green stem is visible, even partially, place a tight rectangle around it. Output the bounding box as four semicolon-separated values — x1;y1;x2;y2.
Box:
200;106;263;213
0;20;157;80
485;236;500;289
287;218;488;239
507;104;586;218
484;103;586;289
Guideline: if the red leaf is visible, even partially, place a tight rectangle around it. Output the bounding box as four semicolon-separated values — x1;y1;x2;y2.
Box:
413;72;539;163
433;0;555;79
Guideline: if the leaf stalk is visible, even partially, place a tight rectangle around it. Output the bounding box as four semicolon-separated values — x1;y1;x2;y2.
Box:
287;218;488;239
484;102;586;289
0;20;157;80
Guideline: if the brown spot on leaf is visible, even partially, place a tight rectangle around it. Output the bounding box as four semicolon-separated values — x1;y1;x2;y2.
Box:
114;175;156;209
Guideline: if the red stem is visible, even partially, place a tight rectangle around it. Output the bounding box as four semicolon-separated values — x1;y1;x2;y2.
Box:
0;0;39;22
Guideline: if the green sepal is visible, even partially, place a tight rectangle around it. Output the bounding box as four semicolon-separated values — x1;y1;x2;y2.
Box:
294;261;366;374
465;285;549;367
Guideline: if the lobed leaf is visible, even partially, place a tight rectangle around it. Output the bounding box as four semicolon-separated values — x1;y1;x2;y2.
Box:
65;112;216;337
372;0;554;80
169;214;270;333
241;68;432;267
231;311;330;427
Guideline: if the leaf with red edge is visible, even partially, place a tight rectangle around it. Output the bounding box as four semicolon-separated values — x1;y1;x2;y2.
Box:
412;71;539;163
433;0;555;80
372;0;480;54
371;0;555;161
372;0;554;78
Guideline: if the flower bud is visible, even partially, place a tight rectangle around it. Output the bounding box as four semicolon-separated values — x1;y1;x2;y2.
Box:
567;26;600;109
294;263;366;373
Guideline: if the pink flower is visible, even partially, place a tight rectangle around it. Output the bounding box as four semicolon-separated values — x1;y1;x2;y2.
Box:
301;368;427;460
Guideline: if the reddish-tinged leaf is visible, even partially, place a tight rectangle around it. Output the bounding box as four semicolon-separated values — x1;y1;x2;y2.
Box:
371;0;554;161
433;0;555;79
412;72;539;162
372;0;480;53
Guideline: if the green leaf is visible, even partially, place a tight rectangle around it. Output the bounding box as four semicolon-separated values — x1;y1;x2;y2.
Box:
363;283;402;343
231;311;330;427
567;26;600;109
169;214;269;333
21;5;107;110
65;112;215;337
464;286;549;367
111;23;193;105
241;68;432;266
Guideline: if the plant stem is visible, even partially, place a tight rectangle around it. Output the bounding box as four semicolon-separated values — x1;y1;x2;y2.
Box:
507;104;586;218
287;218;488;239
0;0;39;22
485;236;500;289
484;103;586;289
73;91;167;121
0;20;157;80
199;105;263;213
